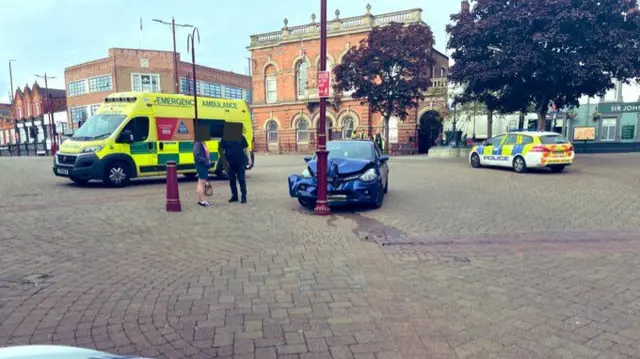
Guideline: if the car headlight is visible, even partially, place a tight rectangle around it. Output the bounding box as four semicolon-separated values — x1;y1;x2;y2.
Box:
359;168;377;182
302;168;312;178
82;145;103;153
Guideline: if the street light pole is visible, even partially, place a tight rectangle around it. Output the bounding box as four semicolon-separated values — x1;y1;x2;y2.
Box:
187;27;201;125
8;60;16;102
314;0;331;215
35;73;58;156
153;17;193;94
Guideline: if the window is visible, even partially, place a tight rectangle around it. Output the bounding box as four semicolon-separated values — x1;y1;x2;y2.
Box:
488;135;505;146
90;104;101;115
199;119;225;138
266;76;277;103
504;134;518;145
342;117;356;139
202;83;222;98
35;103;41;116
88;75;112;93
121;117;149;142
296;118;310;144
440;67;446;77
601;118;616;141
17;108;23;118
179;77;201;95
70;107;87;124
68;80;87;97
224;86;243;100
132;74;160;93
521;136;534;145
266;120;279;144
296;61;309;97
26;104;31;117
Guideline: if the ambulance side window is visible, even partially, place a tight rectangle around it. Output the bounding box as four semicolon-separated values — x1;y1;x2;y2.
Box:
122;117;149;142
521;136;533;145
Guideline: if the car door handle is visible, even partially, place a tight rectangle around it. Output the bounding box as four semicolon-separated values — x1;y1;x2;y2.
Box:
159;143;164;151
147;142;153;150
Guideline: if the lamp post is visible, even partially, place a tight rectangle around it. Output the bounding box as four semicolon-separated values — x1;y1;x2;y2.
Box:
35;73;58;156
187;27;201;125
314;0;330;215
153;17;194;93
8;60;16;102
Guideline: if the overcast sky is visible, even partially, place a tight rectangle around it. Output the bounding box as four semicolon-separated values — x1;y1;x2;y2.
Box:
0;0;461;103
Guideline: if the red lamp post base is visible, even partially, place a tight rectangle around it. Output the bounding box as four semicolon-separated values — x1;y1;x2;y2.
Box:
314;149;331;215
314;202;331;215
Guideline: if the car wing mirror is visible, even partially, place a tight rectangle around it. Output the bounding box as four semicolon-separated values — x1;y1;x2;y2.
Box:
379;155;390;163
303;156;312;163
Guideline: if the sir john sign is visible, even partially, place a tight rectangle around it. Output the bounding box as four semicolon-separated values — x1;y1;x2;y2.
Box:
597;102;640;113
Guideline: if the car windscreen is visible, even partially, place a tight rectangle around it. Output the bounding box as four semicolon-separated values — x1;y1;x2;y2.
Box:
539;135;569;144
326;142;374;160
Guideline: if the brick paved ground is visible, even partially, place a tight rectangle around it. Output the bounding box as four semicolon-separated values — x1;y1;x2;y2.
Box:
1;153;640;359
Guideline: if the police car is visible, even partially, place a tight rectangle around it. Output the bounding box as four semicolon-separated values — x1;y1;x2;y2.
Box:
469;131;574;173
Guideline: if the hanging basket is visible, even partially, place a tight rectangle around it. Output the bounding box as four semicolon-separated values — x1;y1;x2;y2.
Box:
592;112;602;121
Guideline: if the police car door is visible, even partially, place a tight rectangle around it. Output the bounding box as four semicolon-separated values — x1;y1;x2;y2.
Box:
501;134;519;167
482;134;506;166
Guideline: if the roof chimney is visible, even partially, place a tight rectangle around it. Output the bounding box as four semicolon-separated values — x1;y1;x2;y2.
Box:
461;0;470;13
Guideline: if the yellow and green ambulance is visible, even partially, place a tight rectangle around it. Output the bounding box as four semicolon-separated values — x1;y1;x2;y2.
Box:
53;92;254;187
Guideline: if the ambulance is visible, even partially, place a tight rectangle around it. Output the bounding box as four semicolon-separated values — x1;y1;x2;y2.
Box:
53;92;254;187
469;131;574;173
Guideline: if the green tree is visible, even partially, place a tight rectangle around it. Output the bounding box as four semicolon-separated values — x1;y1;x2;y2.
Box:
334;22;435;153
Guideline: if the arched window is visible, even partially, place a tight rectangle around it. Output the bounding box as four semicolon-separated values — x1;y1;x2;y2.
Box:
264;65;277;104
266;120;279;144
296;118;310;144
296;61;309;97
342;117;356;139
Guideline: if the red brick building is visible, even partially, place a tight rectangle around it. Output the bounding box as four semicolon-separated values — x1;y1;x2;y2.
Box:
64;48;251;129
248;6;449;154
0;83;67;149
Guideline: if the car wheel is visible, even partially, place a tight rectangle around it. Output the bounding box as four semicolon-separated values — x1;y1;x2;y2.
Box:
384;178;389;194
512;156;527;173
104;161;131;187
70;177;90;186
183;173;198;180
215;161;228;180
470;153;482;168
550;165;566;173
372;182;385;209
298;198;316;210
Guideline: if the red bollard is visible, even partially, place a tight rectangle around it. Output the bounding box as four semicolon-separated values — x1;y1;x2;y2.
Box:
166;161;182;212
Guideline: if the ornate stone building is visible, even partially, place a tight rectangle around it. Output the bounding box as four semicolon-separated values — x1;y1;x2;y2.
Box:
248;5;449;154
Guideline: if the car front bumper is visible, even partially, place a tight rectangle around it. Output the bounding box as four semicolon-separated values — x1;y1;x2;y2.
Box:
288;175;382;205
52;152;103;180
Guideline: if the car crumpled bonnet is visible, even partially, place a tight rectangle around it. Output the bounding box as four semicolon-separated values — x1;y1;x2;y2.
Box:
307;157;372;177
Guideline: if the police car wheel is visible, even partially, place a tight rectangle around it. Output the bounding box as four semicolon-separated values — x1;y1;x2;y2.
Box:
513;156;528;173
470;153;482;168
104;162;131;187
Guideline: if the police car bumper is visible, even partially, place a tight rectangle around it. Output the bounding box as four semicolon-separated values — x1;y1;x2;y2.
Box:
53;153;102;180
288;175;382;205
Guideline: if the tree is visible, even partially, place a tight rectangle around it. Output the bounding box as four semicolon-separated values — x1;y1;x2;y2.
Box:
447;0;640;131
334;22;435;153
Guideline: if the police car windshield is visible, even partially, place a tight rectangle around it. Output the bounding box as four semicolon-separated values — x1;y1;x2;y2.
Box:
539;135;569;144
326;141;374;160
71;115;126;141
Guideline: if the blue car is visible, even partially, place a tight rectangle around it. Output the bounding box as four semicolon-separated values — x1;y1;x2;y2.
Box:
288;140;390;209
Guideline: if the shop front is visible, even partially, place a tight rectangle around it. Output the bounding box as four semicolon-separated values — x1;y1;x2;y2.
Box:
570;102;640;153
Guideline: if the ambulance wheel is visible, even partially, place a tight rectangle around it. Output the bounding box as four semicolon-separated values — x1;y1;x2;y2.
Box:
70;177;89;186
470;153;482;168
104;161;131;187
550;165;566;173
513;156;528;173
183;173;198;180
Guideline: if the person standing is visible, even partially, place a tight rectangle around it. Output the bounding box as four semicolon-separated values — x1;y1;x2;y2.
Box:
374;130;383;152
193;139;212;208
219;134;252;203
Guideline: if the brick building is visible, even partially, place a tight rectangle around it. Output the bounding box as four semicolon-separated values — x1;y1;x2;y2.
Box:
248;5;449;154
0;103;11;146
64;48;251;129
0;83;67;154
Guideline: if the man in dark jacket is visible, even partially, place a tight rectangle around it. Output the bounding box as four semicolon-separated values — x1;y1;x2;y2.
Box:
219;134;252;203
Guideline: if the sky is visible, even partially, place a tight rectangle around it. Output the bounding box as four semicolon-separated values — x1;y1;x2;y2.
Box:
0;0;461;103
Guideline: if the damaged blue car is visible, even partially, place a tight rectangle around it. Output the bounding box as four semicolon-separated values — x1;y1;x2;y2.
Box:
288;140;389;210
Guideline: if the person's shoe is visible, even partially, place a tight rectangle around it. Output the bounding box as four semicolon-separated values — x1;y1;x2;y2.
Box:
241;197;247;204
228;197;239;203
198;201;212;208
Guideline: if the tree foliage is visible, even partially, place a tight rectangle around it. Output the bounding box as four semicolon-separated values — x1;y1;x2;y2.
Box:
334;22;435;151
447;0;640;131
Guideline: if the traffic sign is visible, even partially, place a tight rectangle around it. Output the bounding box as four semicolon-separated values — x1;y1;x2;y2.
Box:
318;71;330;98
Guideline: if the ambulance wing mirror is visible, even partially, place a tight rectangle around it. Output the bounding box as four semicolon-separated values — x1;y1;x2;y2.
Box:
118;130;134;144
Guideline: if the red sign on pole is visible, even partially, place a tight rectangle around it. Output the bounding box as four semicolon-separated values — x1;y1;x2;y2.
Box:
318;71;330;98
